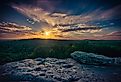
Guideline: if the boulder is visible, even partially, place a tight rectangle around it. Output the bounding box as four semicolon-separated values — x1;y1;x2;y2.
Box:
71;51;121;65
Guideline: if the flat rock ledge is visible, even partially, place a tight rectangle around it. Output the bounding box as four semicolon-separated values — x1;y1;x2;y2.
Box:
0;58;105;82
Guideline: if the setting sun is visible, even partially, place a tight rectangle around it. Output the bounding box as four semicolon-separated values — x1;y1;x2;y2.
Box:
39;28;62;39
45;31;50;36
42;30;55;39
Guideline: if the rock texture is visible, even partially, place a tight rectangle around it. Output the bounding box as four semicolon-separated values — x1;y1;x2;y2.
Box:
0;58;105;82
71;51;121;65
0;57;121;82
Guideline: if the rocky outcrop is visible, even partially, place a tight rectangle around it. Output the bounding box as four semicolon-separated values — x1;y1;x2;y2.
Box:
0;58;102;82
71;51;121;65
0;57;121;82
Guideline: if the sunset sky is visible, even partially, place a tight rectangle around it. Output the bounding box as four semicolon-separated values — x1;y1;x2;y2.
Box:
0;0;121;40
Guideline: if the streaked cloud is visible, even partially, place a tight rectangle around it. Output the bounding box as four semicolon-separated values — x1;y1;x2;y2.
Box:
0;22;37;39
1;0;121;40
100;5;121;20
107;31;121;36
13;4;120;27
12;5;97;26
57;24;102;33
12;5;104;35
0;22;32;33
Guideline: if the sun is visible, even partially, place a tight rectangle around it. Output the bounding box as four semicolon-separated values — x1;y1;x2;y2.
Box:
45;31;50;36
43;31;54;39
40;28;62;39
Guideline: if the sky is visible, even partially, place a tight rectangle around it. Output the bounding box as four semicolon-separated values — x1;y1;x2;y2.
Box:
0;0;121;40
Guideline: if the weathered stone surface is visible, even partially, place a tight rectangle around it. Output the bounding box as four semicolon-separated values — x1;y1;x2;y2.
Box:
0;58;82;82
0;57;121;82
71;51;121;65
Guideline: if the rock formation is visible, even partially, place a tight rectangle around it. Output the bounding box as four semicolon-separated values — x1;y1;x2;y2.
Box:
0;58;101;82
71;51;121;65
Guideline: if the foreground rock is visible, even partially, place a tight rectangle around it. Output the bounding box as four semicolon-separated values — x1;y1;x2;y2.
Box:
0;58;93;82
71;51;121;65
0;57;121;82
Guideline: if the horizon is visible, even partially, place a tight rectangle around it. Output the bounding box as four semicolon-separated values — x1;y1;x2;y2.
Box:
0;0;121;40
0;38;121;41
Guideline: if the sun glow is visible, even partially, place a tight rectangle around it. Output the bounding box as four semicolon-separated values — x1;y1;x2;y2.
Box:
42;28;56;39
45;31;50;36
38;28;65;39
44;31;53;39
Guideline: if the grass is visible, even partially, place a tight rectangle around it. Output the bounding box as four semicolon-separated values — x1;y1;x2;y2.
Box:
0;39;121;64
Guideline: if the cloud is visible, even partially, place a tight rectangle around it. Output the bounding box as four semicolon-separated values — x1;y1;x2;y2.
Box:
100;5;121;20
51;13;67;17
12;5;104;36
12;4;119;29
2;3;120;40
0;22;32;34
0;22;38;39
57;24;102;33
0;22;120;40
0;22;67;40
94;31;121;40
35;0;61;12
12;5;99;26
107;31;121;36
13;4;121;27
